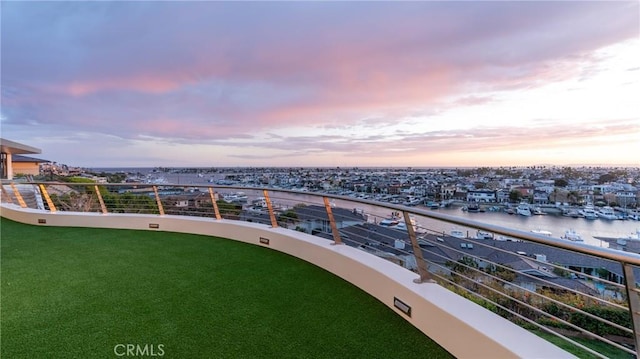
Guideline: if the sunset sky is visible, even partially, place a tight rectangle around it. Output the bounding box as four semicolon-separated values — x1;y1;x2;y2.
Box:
1;1;639;168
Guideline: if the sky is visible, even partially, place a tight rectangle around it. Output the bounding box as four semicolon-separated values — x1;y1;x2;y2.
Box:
1;1;639;168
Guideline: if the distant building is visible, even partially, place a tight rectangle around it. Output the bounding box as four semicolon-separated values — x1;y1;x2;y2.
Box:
440;185;456;200
0;138;43;180
613;191;637;207
532;190;550;205
466;189;496;202
496;189;511;203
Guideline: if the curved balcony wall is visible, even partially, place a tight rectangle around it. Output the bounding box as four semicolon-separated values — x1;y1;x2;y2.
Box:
1;203;573;358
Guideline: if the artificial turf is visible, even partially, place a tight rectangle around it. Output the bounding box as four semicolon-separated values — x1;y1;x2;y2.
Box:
0;218;453;359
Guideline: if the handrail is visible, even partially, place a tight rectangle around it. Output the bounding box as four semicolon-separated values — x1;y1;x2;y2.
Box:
3;180;640;357
16;181;639;265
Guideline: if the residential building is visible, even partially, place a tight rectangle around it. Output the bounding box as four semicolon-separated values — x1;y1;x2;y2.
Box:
0;138;43;180
466;189;496;202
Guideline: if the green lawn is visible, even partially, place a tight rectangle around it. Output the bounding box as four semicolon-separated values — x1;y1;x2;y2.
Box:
1;218;452;359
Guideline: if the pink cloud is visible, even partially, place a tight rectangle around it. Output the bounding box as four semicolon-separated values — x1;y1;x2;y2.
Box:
2;1;638;166
66;77;183;96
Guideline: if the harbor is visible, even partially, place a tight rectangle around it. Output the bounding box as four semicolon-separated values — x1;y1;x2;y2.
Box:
195;186;640;250
84;166;640;251
433;205;640;248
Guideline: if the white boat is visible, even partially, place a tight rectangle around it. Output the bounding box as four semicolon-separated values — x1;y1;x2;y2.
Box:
379;217;400;227
580;204;598;220
531;229;552;237
496;235;522;242
597;206;617;220
380;212;424;233
563;209;582;218
532;207;546;215
464;203;481;213
561;229;584;242
627;210;640;221
516;202;532;217
476;230;494;240
223;192;249;203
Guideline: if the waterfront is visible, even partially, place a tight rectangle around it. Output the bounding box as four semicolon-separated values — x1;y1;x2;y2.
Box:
315;200;638;249
218;188;639;249
91;167;640;249
433;207;639;248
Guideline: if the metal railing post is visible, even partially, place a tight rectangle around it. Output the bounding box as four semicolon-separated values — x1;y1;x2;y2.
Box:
622;262;640;357
263;189;278;228
11;182;27;208
208;187;222;220
38;184;57;212
94;185;107;214
323;197;342;245
403;211;433;283
152;186;165;215
10;182;27;208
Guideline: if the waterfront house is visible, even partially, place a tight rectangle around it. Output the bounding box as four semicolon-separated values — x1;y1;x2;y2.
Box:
439;185;456;200
615;190;638;207
466;189;496;203
532;190;550;205
495;189;511;203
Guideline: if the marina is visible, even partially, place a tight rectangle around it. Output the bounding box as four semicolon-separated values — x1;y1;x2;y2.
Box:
435;206;639;248
203;187;639;250
90;167;640;250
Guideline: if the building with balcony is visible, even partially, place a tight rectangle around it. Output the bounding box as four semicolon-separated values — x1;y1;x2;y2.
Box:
466;189;496;202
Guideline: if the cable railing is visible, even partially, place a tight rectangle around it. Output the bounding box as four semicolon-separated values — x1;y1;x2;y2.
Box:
2;180;640;358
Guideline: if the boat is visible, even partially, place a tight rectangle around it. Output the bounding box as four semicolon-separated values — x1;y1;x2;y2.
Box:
496;235;522;242
380;212;424;233
476;230;494;240
532;207;546;215
403;196;422;206
597;206;617;220
439;200;454;208
561;229;584;242
425;201;440;209
223;192;249;203
466;203;481;213
531;229;552;237
379;217;400;227
563;209;583;218
516;202;532;217
580;204;598;220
